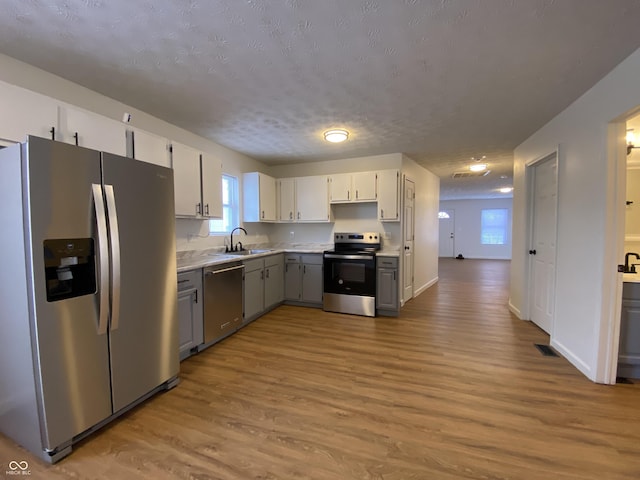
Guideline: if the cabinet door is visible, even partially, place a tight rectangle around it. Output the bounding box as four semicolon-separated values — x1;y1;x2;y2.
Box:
377;169;400;221
244;172;277;222
277;178;296;222
376;268;398;310
60;106;127;156
201;152;223;218
0;81;57;143
244;268;264;322
302;263;323;304
352;172;377;201
265;262;283;309
172;142;202;217
177;289;198;360
296;176;330;222
128;129;169;167
329;173;351;203
284;261;301;300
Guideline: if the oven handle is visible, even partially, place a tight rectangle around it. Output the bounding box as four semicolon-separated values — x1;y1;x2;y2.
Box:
324;254;375;261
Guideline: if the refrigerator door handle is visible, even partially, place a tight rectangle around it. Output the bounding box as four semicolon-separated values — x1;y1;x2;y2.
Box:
105;184;121;332
92;184;110;335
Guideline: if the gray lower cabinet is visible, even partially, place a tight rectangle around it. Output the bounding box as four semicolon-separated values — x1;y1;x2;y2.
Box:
244;254;284;323
284;253;323;306
377;256;399;316
177;269;204;360
618;282;640;378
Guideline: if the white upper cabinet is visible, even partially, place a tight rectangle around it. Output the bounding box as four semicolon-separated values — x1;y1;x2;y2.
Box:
352;171;377;201
172;142;203;217
59;105;127;156
243;172;277;222
0;81;57;143
296;176;330;222
377;169;400;222
329;171;377;203
329;173;351;202
127;129;169;167
201;152;223;218
277;178;296;222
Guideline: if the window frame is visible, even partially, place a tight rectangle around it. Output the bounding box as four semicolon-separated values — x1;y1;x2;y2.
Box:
480;208;509;245
209;174;239;235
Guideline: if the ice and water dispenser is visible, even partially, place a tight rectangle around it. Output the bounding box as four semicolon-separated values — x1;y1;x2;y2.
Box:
43;238;96;302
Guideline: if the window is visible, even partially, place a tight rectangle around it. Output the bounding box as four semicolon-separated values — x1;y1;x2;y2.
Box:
438;211;450;219
481;208;508;245
209;174;239;234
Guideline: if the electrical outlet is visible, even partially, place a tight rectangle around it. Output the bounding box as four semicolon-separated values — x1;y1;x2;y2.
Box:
289;231;295;240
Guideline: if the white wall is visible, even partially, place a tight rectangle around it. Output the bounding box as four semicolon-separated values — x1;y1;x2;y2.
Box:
439;198;513;260
0;53;269;252
510;46;640;382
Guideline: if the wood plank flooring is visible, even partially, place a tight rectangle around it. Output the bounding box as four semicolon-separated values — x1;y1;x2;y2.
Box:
2;258;640;479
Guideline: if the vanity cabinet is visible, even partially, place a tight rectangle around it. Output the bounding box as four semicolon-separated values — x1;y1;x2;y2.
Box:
377;169;400;222
244;172;277;222
376;256;399;316
329;172;377;203
284;254;323;306
177;269;204;360
618;282;640;378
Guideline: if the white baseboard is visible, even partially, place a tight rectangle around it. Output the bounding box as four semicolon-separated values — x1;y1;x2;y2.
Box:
414;276;438;297
551;338;594;381
508;300;523;319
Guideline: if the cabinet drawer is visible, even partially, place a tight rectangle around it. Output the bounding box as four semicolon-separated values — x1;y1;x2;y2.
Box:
377;257;398;268
301;254;323;265
243;258;265;273
285;253;300;264
178;269;201;292
265;253;284;268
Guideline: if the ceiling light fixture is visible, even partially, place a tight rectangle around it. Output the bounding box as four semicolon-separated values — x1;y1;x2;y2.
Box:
469;163;487;172
324;129;349;143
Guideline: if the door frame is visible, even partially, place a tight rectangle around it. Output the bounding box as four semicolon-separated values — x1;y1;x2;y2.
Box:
597;120;628;384
524;148;560;336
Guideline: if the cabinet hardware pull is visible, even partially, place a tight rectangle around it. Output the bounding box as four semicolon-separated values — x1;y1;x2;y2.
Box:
196;203;201;215
50;126;55;140
73;132;79;146
261;270;264;280
205;204;209;215
303;265;306;274
297;212;301;219
380;209;384;218
347;190;350;200
356;190;358;199
266;269;270;278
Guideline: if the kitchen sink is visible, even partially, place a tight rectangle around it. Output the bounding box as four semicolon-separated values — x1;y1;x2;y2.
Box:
209;249;274;257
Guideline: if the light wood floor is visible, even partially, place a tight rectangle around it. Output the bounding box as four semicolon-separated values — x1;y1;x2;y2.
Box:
2;259;640;479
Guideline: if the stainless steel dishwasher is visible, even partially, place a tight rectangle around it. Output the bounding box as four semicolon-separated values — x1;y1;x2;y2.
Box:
203;262;244;346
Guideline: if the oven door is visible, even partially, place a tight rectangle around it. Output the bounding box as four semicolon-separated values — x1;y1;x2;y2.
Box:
323;253;376;297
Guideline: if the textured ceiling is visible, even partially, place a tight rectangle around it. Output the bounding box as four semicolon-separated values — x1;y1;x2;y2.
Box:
2;1;640;199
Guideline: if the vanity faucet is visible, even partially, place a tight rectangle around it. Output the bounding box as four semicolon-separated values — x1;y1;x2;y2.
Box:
228;227;247;252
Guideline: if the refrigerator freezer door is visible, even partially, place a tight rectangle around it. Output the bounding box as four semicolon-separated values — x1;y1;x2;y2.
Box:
24;137;112;451
101;152;179;412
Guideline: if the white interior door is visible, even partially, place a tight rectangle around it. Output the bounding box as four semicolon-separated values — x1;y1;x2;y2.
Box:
438;210;455;257
530;153;558;334
403;177;415;302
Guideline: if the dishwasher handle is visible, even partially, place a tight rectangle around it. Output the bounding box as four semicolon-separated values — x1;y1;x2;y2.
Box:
205;264;245;276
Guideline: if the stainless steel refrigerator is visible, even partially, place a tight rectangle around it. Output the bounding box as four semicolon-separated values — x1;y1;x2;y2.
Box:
0;136;179;463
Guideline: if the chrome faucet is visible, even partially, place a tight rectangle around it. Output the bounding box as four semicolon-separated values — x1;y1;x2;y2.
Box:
228;227;247;252
624;252;640;273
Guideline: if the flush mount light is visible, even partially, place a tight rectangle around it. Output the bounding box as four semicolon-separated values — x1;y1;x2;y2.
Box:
499;187;513;193
324;129;349;143
469;163;487;172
